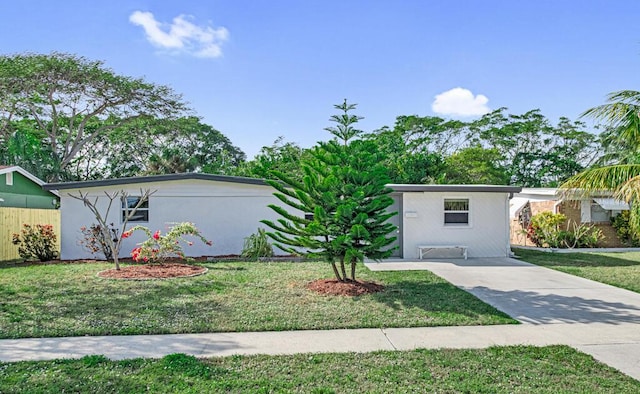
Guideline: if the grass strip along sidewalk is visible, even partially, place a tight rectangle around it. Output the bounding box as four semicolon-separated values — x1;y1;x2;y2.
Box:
0;261;515;339
1;346;638;393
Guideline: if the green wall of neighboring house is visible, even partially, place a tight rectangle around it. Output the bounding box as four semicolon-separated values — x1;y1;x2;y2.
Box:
0;171;58;209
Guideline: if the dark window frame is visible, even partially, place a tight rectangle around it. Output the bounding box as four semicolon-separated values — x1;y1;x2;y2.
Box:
444;198;470;226
122;196;149;223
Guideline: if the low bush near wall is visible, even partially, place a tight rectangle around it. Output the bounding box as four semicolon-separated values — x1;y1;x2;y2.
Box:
124;222;212;263
611;210;640;246
11;223;59;262
241;228;274;260
526;212;602;248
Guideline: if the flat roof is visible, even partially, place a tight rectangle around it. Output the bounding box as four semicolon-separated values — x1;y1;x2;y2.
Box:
44;173;523;194
43;173;268;191
388;184;522;193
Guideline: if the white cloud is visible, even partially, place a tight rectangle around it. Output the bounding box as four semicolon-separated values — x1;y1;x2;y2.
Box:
129;11;229;58
431;87;490;116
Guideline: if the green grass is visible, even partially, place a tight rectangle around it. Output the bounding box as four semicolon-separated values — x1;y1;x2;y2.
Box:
1;346;637;393
0;261;515;339
514;248;640;293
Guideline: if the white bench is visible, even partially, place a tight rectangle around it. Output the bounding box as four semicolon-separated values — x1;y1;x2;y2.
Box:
417;245;468;260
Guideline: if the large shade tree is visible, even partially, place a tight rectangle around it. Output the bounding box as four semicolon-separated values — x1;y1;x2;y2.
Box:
78;116;246;179
443;146;509;185
0;52;189;181
364;124;447;184
233;136;308;180
0;119;59;180
561;90;640;238
262;100;397;282
471;108;598;186
362;109;597;186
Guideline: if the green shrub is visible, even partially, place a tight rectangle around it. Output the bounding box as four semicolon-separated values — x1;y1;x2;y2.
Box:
611;210;640;246
11;223;59;262
558;223;603;248
527;212;603;248
527;212;566;247
241;228;274;260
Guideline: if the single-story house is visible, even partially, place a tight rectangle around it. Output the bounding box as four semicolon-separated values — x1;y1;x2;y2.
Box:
388;185;521;259
0;165;59;209
510;188;629;247
43;173;521;260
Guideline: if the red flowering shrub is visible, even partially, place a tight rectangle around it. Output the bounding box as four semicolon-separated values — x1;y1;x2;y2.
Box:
78;223;119;260
12;224;59;262
124;222;213;263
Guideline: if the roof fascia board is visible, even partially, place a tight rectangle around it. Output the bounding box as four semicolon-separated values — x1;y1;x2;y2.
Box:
44;173;269;191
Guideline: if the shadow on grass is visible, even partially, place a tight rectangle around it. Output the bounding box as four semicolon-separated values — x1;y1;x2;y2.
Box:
515;249;640;268
369;281;513;320
206;266;247;271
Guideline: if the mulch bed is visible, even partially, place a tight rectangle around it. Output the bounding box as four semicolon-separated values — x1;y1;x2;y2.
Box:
97;263;207;280
5;259;385;296
306;279;385;296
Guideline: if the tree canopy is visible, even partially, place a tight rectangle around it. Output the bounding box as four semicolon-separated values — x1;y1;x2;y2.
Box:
0;52;189;181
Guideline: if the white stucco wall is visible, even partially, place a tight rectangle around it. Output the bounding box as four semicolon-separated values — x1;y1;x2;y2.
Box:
57;179;512;261
400;191;511;258
57;179;288;260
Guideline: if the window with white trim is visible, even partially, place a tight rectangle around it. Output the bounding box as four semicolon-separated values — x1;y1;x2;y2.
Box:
122;196;149;222
444;198;469;225
6;172;13;186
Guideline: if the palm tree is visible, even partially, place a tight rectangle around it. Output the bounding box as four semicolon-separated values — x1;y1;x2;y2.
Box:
583;90;640;153
560;90;640;236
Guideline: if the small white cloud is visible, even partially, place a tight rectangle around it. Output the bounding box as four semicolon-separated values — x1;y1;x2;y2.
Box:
431;87;490;116
129;11;228;58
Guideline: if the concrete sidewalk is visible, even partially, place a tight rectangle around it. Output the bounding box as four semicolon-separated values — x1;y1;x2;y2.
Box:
1;323;640;379
1;257;640;381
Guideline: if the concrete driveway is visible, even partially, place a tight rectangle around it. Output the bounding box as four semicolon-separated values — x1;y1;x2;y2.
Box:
365;257;640;380
366;257;640;325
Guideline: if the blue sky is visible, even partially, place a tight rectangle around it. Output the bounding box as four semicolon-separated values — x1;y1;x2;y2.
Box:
2;1;640;157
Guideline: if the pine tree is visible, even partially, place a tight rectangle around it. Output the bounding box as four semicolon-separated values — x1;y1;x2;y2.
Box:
262;100;397;281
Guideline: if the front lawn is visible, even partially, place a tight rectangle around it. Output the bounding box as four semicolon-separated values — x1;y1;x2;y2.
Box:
1;346;637;393
514;248;640;293
0;261;515;339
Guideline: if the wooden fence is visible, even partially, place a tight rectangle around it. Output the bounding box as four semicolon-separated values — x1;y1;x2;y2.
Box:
0;207;61;261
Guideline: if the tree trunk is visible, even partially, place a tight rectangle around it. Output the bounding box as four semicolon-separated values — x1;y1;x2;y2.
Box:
350;260;357;282
103;228;120;270
110;239;120;271
331;261;342;281
339;258;347;282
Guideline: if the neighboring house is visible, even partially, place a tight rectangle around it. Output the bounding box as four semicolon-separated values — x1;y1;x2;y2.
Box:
44;173;521;260
510;188;629;247
0;165;61;261
0;165;59;209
